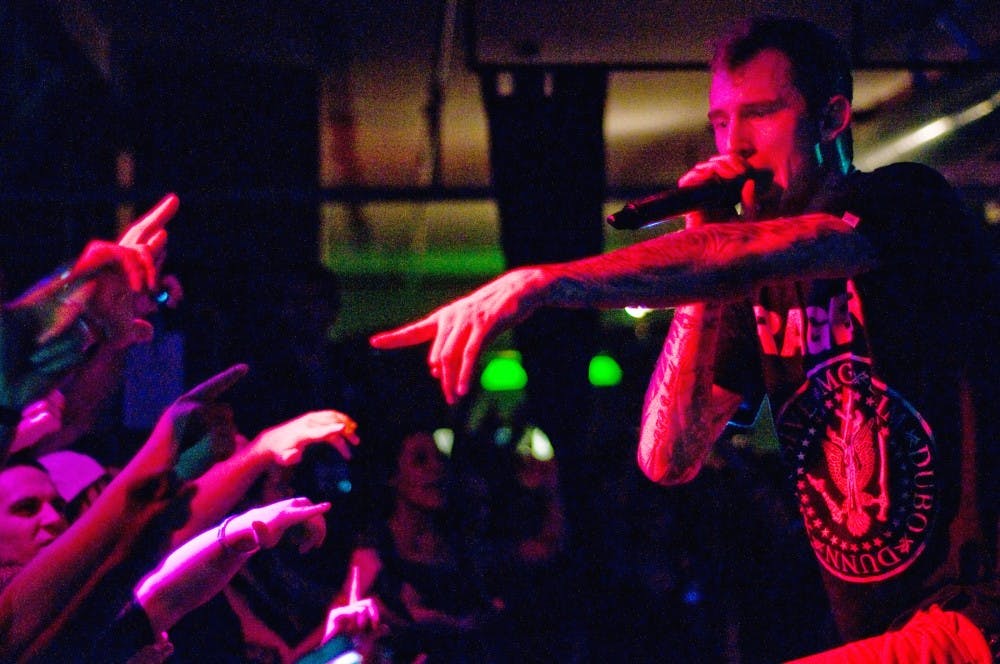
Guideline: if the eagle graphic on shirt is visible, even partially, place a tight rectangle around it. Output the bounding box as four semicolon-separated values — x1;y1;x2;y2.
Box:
777;354;937;583
805;389;889;539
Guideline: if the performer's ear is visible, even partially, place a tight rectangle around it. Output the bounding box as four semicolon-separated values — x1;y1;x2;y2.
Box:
819;95;851;142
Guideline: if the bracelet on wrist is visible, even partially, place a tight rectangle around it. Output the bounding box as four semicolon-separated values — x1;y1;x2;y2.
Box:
217;515;261;554
217;515;237;552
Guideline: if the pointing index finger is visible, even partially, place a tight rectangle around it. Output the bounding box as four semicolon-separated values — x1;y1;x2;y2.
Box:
369;316;438;349
348;565;360;604
119;194;180;246
180;363;249;402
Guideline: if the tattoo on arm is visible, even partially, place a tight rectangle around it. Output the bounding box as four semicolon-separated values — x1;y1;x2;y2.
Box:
638;302;738;484
545;214;872;310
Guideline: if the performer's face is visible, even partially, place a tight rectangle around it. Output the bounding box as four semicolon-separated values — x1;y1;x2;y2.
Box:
708;48;814;189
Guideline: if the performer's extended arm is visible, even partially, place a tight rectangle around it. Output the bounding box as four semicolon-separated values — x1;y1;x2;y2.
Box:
372;212;877;405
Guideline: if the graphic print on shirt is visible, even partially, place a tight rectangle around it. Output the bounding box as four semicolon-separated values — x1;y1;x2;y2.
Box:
758;280;939;584
776;355;937;582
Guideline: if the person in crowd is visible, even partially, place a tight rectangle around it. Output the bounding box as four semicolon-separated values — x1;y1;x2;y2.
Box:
8;271;182;466
1;363;363;663
162;410;361;663
62;495;331;664
236;264;345;435
206;453;357;662
119;496;334;664
0;458;69;593
1;188;372;662
0;190;347;656
168;408;359;548
0;363;249;661
37;449;113;522
371;16;999;661
0;194;178;660
480;424;576;662
309;428;507;663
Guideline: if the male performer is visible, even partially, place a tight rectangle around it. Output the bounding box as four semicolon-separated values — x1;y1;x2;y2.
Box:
372;17;998;661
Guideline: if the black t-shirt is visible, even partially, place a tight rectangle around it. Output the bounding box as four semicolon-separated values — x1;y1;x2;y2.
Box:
356;522;504;663
714;163;999;642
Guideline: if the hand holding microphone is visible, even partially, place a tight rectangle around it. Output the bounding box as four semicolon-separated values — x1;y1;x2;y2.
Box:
607;159;772;230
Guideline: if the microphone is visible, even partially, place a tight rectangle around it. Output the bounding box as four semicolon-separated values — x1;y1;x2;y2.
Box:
606;170;773;230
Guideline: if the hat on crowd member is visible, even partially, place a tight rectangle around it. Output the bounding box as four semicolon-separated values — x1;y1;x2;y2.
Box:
38;450;108;503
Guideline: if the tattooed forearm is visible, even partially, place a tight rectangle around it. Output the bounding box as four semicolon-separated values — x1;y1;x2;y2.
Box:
541;213;872;310
637;302;740;484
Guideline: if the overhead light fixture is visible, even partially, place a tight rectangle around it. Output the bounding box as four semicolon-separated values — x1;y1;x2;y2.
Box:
857;89;1000;170
479;350;624;390
624;305;651;318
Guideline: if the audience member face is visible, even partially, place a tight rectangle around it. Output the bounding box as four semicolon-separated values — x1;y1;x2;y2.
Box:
393;432;447;512
709;48;813;190
0;466;69;566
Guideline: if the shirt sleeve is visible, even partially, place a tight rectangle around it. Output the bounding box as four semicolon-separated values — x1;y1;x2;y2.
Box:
844;163;970;270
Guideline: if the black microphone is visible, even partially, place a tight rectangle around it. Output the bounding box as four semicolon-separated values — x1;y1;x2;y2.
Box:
607;170;773;230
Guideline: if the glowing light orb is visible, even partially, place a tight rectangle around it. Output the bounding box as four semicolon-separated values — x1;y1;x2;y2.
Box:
480;352;528;391
589;354;623;387
433;427;455;456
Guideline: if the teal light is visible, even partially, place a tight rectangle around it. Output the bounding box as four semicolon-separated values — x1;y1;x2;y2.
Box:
589;354;623;387
480;352;528;391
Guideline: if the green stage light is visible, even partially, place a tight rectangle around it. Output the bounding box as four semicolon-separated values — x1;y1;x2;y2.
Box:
589;354;623;387
480;352;528;391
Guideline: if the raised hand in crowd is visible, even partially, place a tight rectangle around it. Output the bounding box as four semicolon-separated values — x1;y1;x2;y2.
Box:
1;195;180;454
13;194;178;340
173;408;359;548
135;363;249;488
253;409;360;466
135;497;331;637
8;389;65;456
69;191;173;297
322;565;380;644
